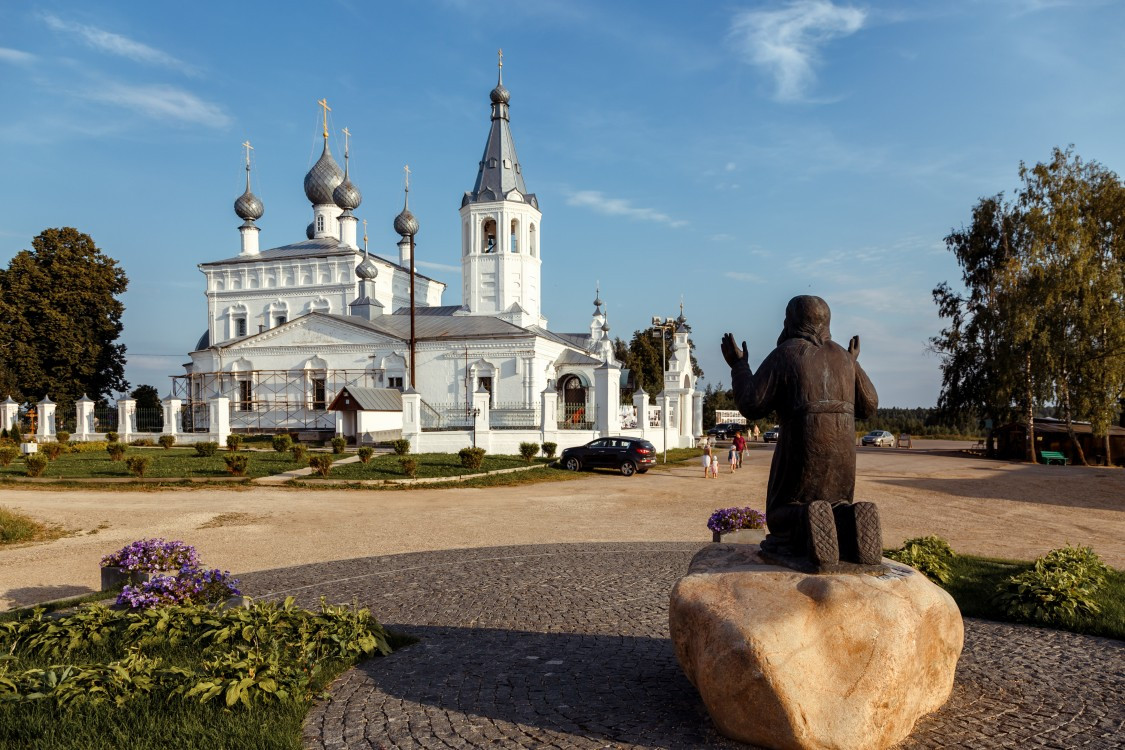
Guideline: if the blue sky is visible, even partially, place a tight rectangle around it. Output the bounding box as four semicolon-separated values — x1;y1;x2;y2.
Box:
2;0;1123;407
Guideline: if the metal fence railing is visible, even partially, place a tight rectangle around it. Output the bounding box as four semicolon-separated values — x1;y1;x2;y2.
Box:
134;407;164;433
489;404;539;430
422;403;476;431
558;402;594;430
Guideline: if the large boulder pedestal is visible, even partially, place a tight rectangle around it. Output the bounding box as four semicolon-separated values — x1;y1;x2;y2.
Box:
670;544;963;750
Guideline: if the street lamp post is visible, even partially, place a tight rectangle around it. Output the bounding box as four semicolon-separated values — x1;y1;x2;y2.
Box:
651;315;676;464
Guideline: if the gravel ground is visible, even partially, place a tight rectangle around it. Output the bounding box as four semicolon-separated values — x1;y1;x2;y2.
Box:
1;440;1122;610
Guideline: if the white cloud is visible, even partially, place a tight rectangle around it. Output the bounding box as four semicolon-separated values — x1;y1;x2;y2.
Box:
84;82;230;128
726;271;764;283
417;260;460;273
566;190;687;228
42;14;195;74
0;47;36;64
730;0;866;102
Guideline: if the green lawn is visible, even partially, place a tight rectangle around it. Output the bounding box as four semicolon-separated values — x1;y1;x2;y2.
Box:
325;452;554;480
0;446;306;479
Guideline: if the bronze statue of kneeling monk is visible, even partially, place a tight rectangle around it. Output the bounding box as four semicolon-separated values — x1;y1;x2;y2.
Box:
722;295;884;573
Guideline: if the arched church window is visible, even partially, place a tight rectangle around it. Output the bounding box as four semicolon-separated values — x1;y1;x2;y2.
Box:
510;219;519;253
529;224;537;258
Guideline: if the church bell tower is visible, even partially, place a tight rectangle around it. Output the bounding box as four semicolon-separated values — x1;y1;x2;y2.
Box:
460;52;544;328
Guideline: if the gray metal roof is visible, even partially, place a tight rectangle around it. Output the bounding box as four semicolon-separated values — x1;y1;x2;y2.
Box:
554;349;602;367
396;304;468;317
330;312;529;341
328;386;402;412
462;75;537;209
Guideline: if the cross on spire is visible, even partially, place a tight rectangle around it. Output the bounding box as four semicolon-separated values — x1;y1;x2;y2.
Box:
342;127;351;156
403;164;411;193
317;98;331;139
241;140;253;168
497;48;503;83
362;218;368;254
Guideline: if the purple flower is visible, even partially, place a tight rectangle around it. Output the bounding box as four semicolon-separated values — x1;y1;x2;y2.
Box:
101;538;200;572
707;507;766;534
116;567;241;609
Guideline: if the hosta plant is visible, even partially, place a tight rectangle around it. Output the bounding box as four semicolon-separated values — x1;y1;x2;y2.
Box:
887;535;955;584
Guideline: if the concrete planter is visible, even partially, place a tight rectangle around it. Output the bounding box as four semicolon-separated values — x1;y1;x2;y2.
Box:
712;527;767;545
100;566;180;591
20;442;37;454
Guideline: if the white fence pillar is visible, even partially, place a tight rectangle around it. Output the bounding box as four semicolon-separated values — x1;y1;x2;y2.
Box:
209;397;230;443
658;390;671;453
37;396;56;440
633;388;649;439
473;387;491;452
692;390;704;444
162;396;182;435
1;396;18;434
540;384;558;446
117;398;136;441
75;395;95;439
401;388;421;446
594;362;621;435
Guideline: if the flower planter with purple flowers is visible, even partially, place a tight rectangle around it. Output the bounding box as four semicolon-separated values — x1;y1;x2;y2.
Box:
99;538;200;591
100;565;181;592
707;507;767;544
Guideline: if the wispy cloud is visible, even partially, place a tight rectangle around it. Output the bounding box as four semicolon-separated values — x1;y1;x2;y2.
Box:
83;82;230;128
566;190;687;228
726;271;764;283
730;0;866;102
0;47;36;65
42;14;196;74
417;260;460;273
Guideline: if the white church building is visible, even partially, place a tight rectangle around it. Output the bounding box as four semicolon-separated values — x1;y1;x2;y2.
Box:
165;65;702;454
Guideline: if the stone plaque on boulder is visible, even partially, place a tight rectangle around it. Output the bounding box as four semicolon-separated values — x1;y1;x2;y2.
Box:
670;544;963;750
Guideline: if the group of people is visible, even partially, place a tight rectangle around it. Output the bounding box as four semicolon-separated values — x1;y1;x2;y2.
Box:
700;430;749;478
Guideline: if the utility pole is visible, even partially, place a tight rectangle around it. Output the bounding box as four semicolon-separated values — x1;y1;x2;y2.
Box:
651;315;676;463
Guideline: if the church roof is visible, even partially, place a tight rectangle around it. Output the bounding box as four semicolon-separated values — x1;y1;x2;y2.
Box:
200;238;440;284
393;304;469;317
462;70;537;209
325;313;529;342
327;386;402;412
554;349;602;367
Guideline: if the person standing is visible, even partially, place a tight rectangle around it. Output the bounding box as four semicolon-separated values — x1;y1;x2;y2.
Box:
733;430;747;468
701;438;713;478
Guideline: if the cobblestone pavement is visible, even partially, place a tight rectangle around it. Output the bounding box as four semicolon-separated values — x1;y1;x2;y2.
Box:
238;543;1125;750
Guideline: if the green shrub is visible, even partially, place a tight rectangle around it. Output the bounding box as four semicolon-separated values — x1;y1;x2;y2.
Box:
55;430;70;445
357;446;374;463
330;436;347;454
541;441;557;459
518;442;540;463
194;442;219;457
272;434;293;453
0;446;18;467
71;440;109;453
391;439;410;455
887;535;955;584
0;427;7;439
158;434;176;450
11;423;22;442
223;454;250;477
308;455;333;477
106;442;126;461
105;431;118;442
41;442;65;461
399;457;417;478
458;446;485;471
291;444;308;463
996;563;1103;626
226;434;243;451
130;438;156;447
1038;544;1110;586
124;455;151;479
24;453;49;477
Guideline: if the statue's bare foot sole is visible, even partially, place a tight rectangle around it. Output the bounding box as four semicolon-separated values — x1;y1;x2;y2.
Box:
806;500;839;566
853;501;883;566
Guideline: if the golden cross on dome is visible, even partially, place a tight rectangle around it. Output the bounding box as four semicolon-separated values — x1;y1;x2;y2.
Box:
317;98;331;139
498;48;503;70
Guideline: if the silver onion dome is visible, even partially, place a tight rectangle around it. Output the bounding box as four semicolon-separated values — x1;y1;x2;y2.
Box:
234;188;264;221
356;254;379;280
490;83;510;105
601;320;610;333
304;141;344;205
394;207;419;236
306;222;315;240
333;176;362;211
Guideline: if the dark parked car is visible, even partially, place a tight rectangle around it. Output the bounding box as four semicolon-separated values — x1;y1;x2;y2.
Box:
707;422;744;440
559;436;657;476
762;426;780;443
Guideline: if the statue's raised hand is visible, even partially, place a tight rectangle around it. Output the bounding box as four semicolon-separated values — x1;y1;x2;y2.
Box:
848;335;860;361
722;333;748;369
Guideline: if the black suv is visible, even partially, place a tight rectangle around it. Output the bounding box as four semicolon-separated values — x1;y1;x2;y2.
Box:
559;437;657;476
707;422;744;440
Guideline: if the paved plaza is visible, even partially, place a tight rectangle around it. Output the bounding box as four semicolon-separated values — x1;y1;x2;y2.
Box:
240;542;1124;750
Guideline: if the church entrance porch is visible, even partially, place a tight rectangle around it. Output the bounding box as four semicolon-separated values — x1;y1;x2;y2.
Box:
558;375;592;430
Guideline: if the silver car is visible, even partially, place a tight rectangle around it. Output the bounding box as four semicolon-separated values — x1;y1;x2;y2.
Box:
861;430;896;447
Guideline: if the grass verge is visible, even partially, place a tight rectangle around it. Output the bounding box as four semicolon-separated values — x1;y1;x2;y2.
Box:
0;506;67;544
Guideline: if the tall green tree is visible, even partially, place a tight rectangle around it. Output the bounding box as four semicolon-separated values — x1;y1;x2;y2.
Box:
0;228;129;408
130;384;161;410
618;327;702;402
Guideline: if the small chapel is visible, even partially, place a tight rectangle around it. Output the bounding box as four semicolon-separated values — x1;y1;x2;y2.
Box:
170;59;701;452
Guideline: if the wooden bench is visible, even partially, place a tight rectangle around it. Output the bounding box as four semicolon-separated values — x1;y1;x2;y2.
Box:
1040;451;1070;465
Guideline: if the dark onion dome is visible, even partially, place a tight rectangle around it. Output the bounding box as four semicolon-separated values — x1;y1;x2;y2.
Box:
490;82;510;104
356;254;379;280
234;187;264;221
306;222;315;240
601;320;610;333
304;140;344;205
394;206;419;236
333;175;362;211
